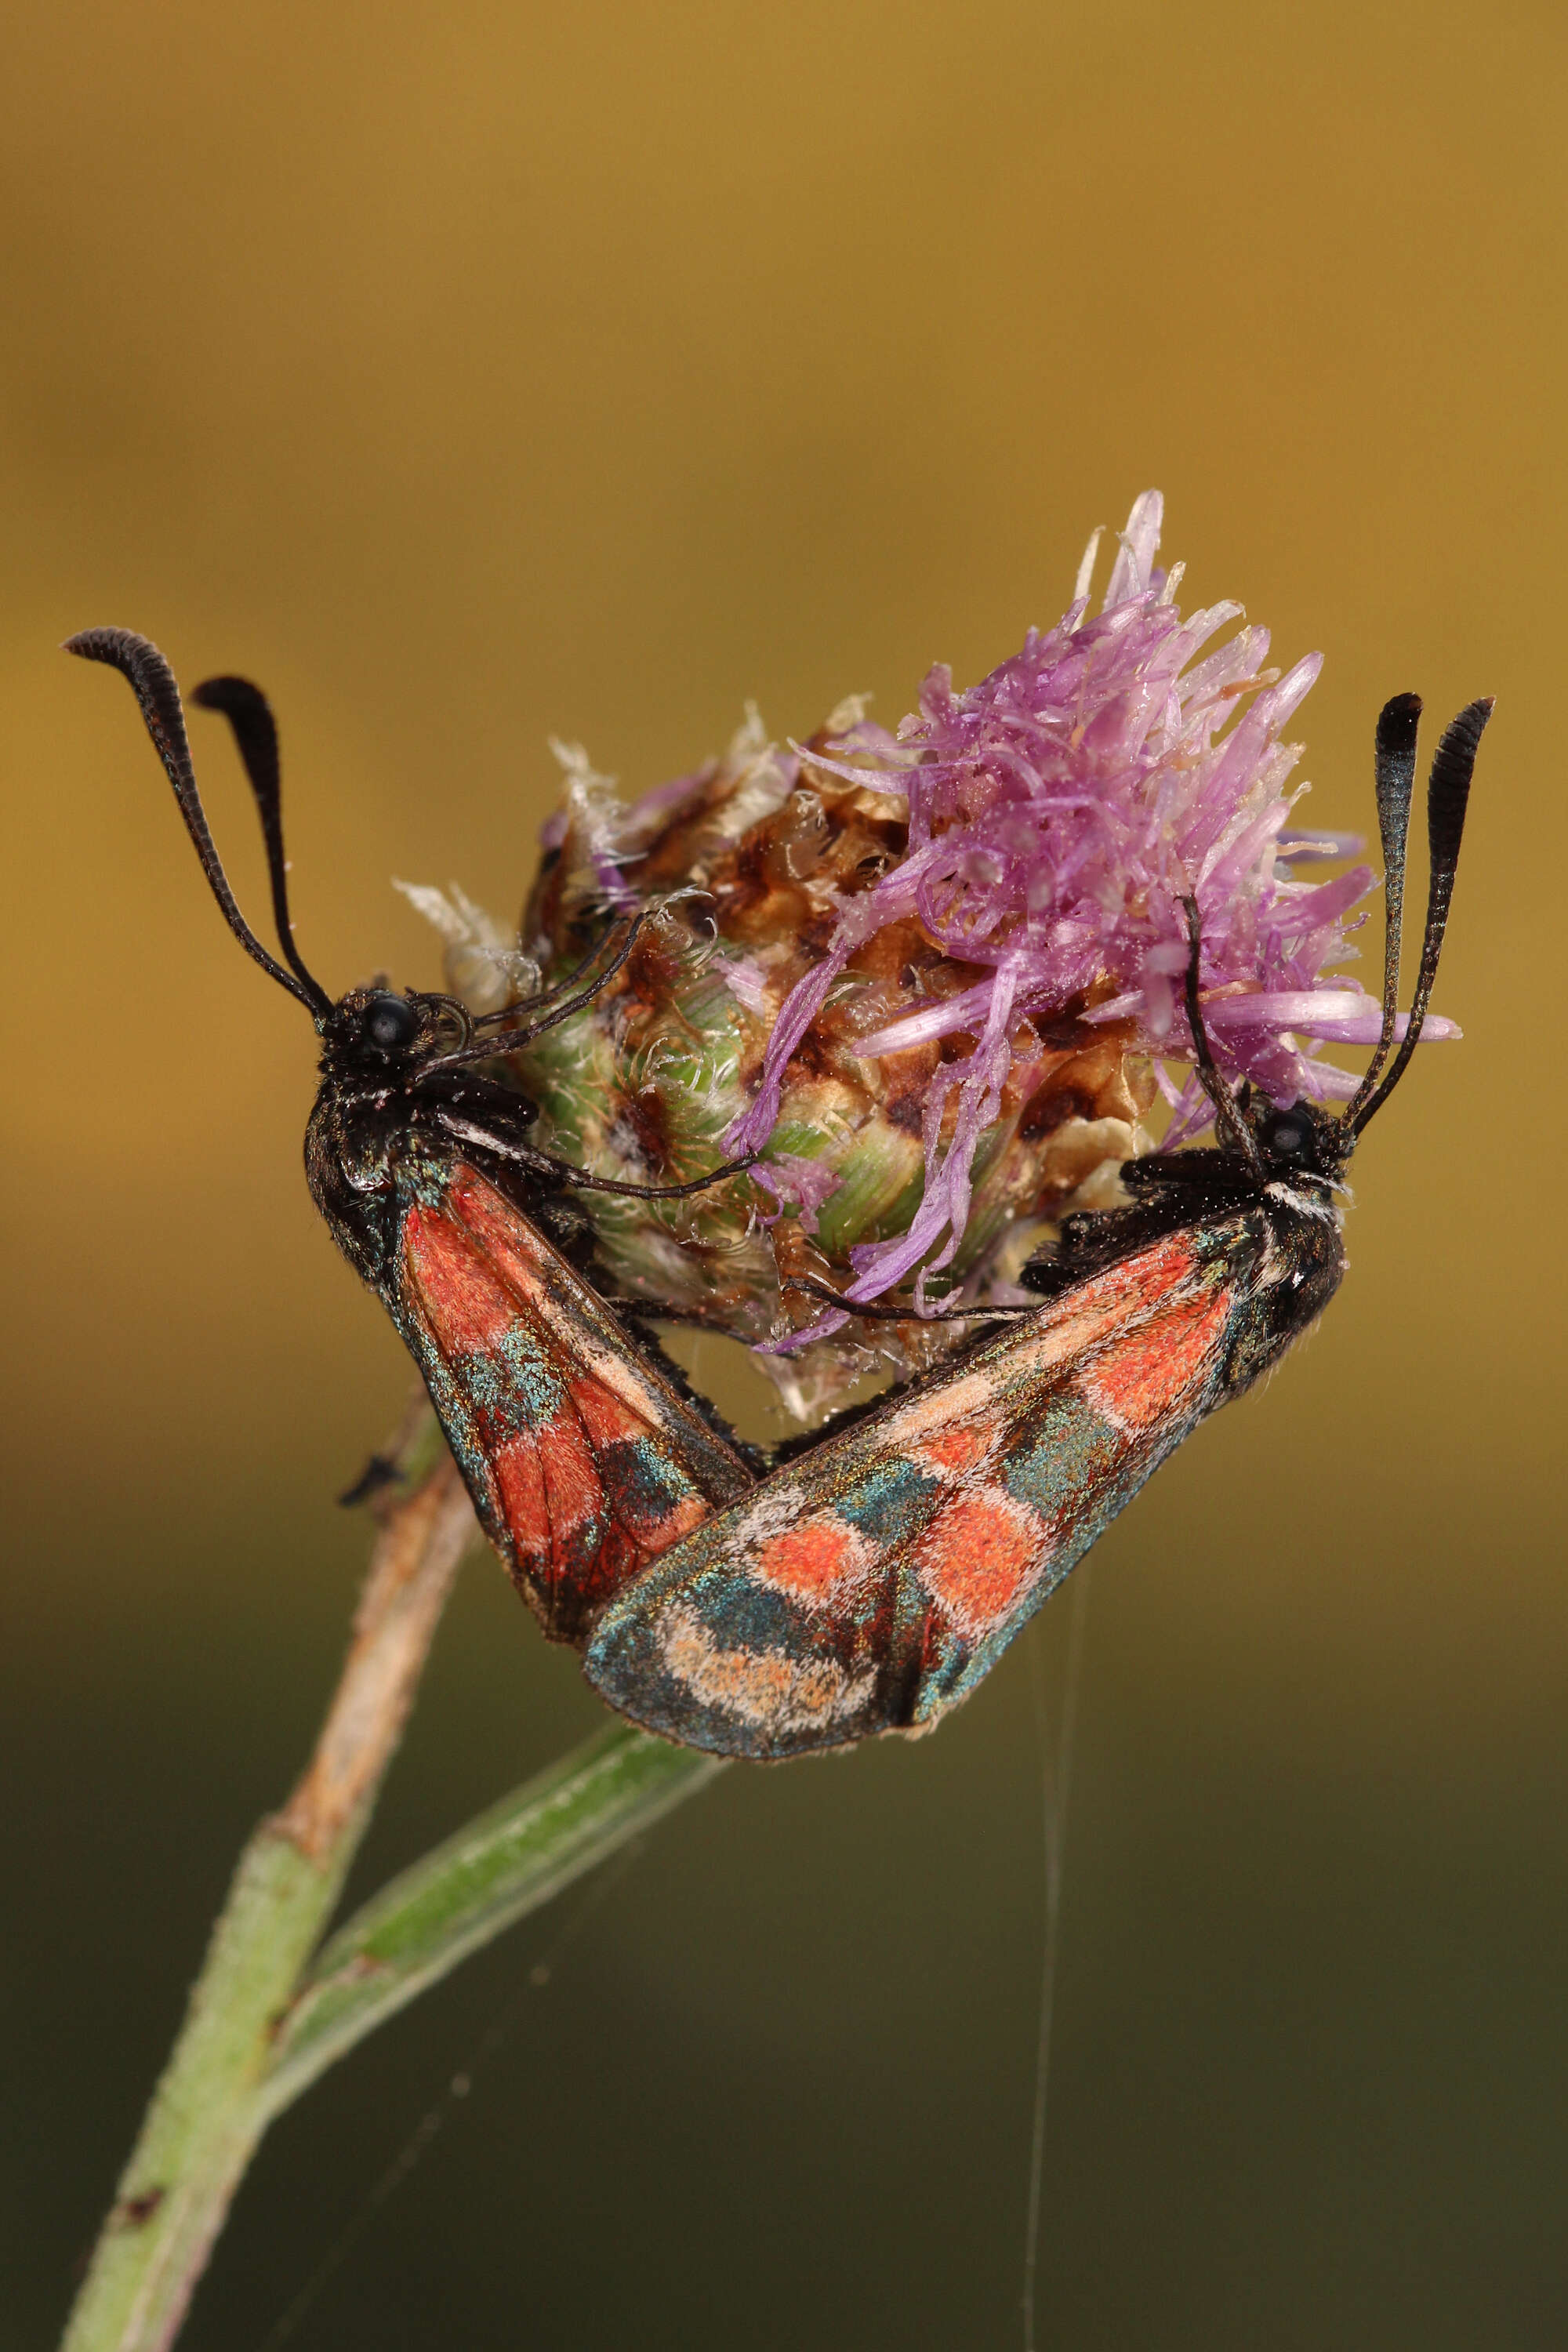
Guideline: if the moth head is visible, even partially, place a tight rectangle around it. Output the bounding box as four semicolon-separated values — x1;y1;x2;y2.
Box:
1250;1097;1346;1181
361;990;419;1054
62;628;589;1089
1178;691;1491;1181
318;984;470;1078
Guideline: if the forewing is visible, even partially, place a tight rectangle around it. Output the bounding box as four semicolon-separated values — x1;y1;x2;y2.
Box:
583;1220;1257;1754
396;1162;753;1644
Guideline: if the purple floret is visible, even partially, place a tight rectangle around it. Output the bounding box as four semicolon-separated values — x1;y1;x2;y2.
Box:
728;492;1454;1315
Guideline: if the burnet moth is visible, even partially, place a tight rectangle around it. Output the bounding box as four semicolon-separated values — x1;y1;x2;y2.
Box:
74;630;1489;1757
69;630;760;1646
583;692;1493;1754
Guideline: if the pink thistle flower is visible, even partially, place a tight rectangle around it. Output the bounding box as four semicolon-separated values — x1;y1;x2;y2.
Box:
417;493;1460;1410
725;490;1454;1320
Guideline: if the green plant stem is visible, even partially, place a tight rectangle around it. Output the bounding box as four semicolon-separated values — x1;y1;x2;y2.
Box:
59;1421;723;2352
60;1435;476;2352
60;1830;349;2352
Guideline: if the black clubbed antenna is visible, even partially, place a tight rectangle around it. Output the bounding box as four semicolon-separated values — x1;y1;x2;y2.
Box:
66;629;331;1018
1349;696;1494;1138
1344;692;1421;1126
191;674;333;1017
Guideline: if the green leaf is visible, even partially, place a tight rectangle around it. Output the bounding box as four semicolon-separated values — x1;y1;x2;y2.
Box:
262;1725;723;2114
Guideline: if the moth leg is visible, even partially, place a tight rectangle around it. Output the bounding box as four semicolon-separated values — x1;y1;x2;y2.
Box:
784;1272;1042;1323
434;1108;757;1199
337;1452;402;1508
625;1300;758;1332
467;910;641;1029
533;1147;759;1200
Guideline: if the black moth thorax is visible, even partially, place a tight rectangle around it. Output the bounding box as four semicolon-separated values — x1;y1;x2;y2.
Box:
303;985;543;1289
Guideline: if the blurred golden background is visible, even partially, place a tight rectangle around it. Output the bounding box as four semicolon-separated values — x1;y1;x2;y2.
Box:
3;2;1564;2344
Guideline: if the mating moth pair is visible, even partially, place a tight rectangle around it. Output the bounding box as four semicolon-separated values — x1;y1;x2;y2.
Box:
71;629;1489;1759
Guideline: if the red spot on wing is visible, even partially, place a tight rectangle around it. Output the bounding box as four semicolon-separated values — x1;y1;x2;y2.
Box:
493;1428;550;1569
1082;1286;1231;1432
400;1161;746;1643
1065;1230;1200;1329
568;1374;653;1454
566;1377;717;1551
532;1405;602;1548
493;1358;721;1629
915;1417;996;1480
915;1489;1051;1637
655;1493;711;1545
445;1167;548;1304
403;1203;515;1356
493;1406;640;1633
1001;1231;1207;1388
753;1513;868;1606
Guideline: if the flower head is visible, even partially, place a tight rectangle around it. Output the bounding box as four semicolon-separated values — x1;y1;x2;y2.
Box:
407;492;1452;1417
722;490;1452;1317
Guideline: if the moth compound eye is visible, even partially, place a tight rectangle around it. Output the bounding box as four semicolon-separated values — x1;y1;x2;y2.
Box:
363;993;417;1051
1265;1110;1310;1160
